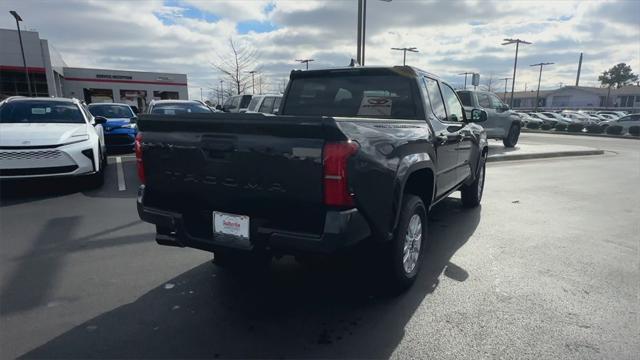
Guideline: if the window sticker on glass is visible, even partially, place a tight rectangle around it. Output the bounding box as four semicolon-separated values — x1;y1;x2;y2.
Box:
358;96;392;116
31;108;47;115
164;109;176;115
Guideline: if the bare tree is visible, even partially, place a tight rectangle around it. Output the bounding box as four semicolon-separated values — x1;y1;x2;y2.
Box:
212;38;259;95
483;72;495;92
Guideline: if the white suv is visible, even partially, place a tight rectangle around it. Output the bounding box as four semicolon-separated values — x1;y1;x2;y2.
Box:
0;97;107;187
245;94;282;114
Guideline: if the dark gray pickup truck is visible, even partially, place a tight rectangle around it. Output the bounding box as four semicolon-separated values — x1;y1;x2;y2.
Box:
136;66;488;289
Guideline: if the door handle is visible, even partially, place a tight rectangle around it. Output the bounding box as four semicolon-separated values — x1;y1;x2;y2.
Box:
435;133;448;145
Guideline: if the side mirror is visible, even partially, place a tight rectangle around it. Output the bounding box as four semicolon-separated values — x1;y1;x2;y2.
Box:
497;104;509;112
130;116;138;123
94;116;107;125
469;109;487;122
215;105;222;110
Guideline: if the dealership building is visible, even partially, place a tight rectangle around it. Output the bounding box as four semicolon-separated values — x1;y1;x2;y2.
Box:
0;28;188;112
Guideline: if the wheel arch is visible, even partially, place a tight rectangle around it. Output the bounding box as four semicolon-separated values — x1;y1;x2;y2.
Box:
390;157;435;240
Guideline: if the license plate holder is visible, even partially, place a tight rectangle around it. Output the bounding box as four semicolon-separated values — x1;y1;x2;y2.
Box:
212;211;250;248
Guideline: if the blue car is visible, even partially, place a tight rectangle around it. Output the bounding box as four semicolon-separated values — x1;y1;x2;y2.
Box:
87;103;138;153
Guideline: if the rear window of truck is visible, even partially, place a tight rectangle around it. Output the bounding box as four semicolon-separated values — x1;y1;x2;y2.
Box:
283;74;419;119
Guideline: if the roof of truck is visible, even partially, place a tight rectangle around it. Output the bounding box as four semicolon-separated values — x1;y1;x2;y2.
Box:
290;65;443;82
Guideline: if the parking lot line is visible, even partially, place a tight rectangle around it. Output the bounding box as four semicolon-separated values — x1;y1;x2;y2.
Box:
116;157;126;191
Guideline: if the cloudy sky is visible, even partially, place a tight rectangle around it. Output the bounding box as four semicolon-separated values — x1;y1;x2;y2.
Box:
2;0;638;99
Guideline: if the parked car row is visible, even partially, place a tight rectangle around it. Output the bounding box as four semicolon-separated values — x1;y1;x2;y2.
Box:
512;108;639;134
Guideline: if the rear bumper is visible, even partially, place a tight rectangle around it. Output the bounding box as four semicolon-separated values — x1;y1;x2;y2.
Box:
136;185;371;254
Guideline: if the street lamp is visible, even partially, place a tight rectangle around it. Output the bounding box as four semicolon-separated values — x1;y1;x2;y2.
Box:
9;10;32;97
357;0;392;66
391;47;418;66
499;77;510;103
502;38;531;108
295;59;314;70
530;62;554;111
247;70;257;94
458;71;474;90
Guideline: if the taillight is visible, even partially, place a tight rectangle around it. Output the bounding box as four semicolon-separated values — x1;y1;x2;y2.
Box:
323;141;359;207
134;133;145;184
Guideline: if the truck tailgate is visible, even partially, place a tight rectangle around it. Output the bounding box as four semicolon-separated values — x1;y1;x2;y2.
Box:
138;113;344;235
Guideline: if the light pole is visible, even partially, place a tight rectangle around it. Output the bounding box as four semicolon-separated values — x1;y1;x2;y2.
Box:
530;62;554;111
247;70;257;94
458;71;473;90
500;77;510;103
9;10;31;97
357;0;392;66
219;80;223;105
391;47;418;66
295;59;314;70
502;38;531;107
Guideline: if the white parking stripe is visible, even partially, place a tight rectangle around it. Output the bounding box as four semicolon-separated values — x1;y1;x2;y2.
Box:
116;156;126;191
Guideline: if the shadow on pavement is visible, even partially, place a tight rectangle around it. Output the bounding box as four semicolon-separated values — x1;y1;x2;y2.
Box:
0;160;138;207
21;198;481;359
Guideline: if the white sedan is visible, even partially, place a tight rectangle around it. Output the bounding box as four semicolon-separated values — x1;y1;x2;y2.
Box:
0;97;107;187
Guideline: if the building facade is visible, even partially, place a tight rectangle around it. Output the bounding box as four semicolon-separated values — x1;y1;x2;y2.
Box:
0;28;187;112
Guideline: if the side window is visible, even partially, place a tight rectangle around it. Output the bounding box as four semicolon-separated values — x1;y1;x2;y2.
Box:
489;94;504;109
440;83;464;122
259;97;276;113
477;93;492;108
231;96;241;109
247;97;260;112
422;77;446;121
273;97;282;113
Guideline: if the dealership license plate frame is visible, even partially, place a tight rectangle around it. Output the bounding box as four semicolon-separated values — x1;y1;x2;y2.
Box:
212;211;250;244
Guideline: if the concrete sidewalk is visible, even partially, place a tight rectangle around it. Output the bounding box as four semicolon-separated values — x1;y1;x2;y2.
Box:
487;142;604;162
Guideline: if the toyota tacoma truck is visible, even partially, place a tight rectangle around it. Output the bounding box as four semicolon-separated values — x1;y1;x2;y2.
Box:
136;66;488;289
456;90;521;147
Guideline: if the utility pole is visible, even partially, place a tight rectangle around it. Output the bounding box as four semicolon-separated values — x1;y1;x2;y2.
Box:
247;70;257;94
357;0;363;65
502;38;532;107
9;10;31;97
219;80;223;105
500;77;510;103
391;47;418;66
575;52;583;86
458;71;473;90
295;59;314;70
530;62;554;111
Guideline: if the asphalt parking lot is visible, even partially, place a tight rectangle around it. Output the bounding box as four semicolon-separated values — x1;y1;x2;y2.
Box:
0;133;638;359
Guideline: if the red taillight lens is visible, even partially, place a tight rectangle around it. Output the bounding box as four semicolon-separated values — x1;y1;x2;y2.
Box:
323;141;359;207
134;133;145;184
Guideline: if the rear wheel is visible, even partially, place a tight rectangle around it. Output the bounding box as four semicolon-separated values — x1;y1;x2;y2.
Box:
503;124;520;147
387;194;427;291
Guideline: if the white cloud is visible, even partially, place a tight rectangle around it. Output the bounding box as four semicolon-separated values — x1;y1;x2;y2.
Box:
0;0;638;100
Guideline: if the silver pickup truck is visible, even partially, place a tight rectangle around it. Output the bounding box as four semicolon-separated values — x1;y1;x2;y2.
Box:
457;90;521;147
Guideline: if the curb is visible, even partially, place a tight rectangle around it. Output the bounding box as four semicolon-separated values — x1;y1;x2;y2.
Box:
487;149;605;162
522;128;640;140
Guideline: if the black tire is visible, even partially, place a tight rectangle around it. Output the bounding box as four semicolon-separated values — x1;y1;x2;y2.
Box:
387;194;427;291
502;123;520;147
461;156;486;208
